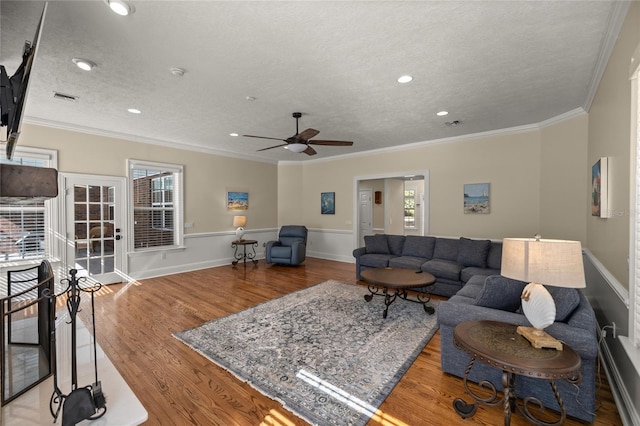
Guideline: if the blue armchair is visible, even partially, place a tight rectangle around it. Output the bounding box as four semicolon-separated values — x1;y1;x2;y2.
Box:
265;225;308;265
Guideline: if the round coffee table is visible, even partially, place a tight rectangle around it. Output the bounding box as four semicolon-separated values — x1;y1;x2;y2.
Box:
360;267;436;318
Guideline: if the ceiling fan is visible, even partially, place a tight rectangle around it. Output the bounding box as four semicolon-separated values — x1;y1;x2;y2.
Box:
243;112;354;156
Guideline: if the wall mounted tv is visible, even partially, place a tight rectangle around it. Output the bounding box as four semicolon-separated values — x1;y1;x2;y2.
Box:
0;3;47;160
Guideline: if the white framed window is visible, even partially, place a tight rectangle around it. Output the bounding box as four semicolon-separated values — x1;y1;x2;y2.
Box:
128;159;183;251
0;147;58;263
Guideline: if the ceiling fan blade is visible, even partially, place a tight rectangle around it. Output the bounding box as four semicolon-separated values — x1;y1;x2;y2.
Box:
243;134;287;142
308;140;354;146
297;128;320;141
303;146;317;156
257;143;289;151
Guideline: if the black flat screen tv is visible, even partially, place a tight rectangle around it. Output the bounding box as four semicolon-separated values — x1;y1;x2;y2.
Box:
0;3;47;160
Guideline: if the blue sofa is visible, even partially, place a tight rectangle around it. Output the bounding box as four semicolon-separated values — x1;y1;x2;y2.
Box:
437;274;597;423
352;234;502;297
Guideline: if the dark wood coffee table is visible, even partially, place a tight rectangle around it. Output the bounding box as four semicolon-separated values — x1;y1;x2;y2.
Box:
452;320;582;425
360;267;436;318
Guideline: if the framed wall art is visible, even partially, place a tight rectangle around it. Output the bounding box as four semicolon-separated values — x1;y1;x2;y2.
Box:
227;191;248;210
321;192;335;215
592;157;610;218
463;183;490;214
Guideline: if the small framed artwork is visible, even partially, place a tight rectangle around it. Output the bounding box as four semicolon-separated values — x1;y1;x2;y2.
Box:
227;191;248;210
463;183;490;214
592;157;610;218
321;192;335;215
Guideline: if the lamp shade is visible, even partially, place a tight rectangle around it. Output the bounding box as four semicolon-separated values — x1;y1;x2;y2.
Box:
501;238;585;288
233;215;247;240
233;215;247;227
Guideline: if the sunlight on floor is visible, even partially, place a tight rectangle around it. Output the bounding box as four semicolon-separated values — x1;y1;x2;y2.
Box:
295;369;410;426
260;408;296;426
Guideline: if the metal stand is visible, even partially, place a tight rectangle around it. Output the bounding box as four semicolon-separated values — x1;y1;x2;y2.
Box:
50;269;107;424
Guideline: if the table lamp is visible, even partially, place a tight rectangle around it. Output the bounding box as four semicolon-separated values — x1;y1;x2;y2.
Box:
501;235;585;350
233;215;247;241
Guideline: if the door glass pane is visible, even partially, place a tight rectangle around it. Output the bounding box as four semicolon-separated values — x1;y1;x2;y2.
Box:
72;184;117;277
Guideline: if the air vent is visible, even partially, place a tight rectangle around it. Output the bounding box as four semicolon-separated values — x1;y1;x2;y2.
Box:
52;92;78;102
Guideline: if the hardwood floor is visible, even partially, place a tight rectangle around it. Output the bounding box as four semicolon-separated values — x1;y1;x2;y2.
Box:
77;258;623;425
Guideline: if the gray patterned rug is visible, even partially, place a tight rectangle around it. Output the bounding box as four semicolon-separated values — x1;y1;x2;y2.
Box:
174;280;439;426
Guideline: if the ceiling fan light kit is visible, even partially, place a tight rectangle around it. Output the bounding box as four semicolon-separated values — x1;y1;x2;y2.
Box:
243;112;353;156
286;143;307;153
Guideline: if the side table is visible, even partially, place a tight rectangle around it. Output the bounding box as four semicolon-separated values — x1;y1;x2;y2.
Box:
231;239;258;266
452;320;581;425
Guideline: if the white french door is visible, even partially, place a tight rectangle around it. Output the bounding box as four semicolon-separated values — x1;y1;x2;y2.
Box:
62;174;127;285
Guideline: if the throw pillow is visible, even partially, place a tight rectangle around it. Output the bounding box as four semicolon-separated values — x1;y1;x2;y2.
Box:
365;234;390;254
402;236;436;259
386;235;407;256
475;275;527;312
547;286;581;322
457;237;491;268
433;238;459;261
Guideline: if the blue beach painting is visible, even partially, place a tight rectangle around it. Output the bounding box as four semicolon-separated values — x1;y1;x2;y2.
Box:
227;191;248;210
463;183;489;214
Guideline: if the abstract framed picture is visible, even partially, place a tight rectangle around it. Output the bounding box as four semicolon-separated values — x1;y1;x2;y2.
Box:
227;191;248;210
321;192;335;215
463;183;490;214
592;157;609;218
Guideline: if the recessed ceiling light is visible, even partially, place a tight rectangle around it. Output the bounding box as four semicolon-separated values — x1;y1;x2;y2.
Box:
230;133;239;137
72;58;96;71
246;96;256;101
127;108;141;114
170;67;185;77
108;0;132;16
437;111;449;116
397;75;413;84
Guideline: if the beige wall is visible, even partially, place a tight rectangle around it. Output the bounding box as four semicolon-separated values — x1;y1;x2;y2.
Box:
539;113;589;243
283;127;555;240
587;1;640;289
19;123;279;233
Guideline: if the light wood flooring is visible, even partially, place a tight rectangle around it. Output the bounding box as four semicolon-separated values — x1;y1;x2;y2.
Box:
77;258;623;425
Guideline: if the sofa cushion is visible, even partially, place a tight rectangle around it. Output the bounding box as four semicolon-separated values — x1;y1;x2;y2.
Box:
388;256;425;270
457;237;491;268
387;235;406;256
359;254;393;268
365;235;389;254
402;236;436;259
547;286;581;322
461;267;500;283
456;275;485;298
475;275;527;312
421;259;462;281
433;238;459;262
487;242;502;270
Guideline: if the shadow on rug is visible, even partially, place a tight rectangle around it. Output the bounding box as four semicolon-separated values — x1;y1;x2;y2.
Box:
174;279;439;426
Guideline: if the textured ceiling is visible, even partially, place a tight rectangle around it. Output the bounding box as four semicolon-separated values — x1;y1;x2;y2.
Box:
0;1;626;163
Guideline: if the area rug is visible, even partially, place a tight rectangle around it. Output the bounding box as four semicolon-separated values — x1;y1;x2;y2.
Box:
174;279;439;426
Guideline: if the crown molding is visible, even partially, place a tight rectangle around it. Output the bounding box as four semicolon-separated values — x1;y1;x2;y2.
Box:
286;108;587;165
26;105;588;168
583;0;631;112
23;117;280;165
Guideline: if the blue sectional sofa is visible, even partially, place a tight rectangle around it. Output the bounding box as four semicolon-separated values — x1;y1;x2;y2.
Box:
437;274;597;423
352;234;502;297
